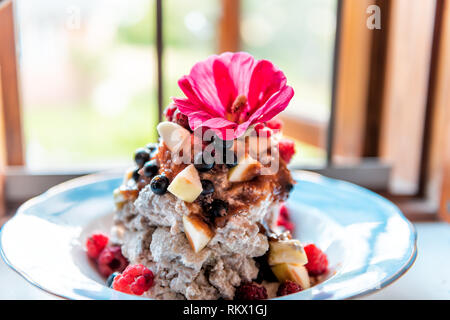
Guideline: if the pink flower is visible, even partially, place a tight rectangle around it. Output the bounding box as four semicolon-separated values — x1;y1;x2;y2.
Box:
173;52;294;140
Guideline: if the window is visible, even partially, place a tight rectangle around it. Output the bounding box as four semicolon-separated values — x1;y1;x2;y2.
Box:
1;0;449;222
163;0;218;104
16;0;337;169
241;0;337;166
16;0;157;169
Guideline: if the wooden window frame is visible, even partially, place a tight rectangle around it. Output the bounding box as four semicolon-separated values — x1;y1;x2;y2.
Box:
425;0;450;223
1;0;449;223
328;0;449;222
0;0;23;167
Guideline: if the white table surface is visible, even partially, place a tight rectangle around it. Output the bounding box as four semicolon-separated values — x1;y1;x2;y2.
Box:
0;222;449;300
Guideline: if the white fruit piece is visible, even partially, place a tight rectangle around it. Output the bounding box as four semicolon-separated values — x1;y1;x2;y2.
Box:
113;188;125;206
271;263;311;289
268;239;308;266
232;139;247;161
183;215;214;253
167;164;203;202
157;121;191;153
247;136;272;159
228;156;262;182
123;167;134;183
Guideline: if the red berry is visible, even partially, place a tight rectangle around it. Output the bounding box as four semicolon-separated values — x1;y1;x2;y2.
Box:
97;246;129;277
260;127;273;138
277;219;295;233
86;233;109;259
277;204;295;233
174;110;191;131
266;118;283;130
234;283;267;300
254;123;272;138
112;264;154;296
253;123;265;132
277;280;303;296
278;139;296;164
304;244;328;276
164;104;177;122
191;131;210;150
279;203;289;220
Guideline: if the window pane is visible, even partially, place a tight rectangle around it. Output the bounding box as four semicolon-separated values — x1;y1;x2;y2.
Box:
16;0;157;169
163;0;218;106
242;0;337;165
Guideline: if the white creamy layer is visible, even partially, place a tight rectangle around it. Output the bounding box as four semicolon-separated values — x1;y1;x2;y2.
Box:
113;184;281;300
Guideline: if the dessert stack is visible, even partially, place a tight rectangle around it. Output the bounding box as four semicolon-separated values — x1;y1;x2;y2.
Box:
106;52;327;299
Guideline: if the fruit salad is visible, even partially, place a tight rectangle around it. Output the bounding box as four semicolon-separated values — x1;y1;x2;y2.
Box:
86;52;329;299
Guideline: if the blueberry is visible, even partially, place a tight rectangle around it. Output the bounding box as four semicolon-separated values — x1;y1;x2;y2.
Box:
150;175;169;195
206;199;228;217
213;137;233;151
224;152;238;168
215;150;237;167
146;143;158;153
132;168;140;181
143;160;159;178
106;272;119;288
134;148;150;168
201;180;214;195
194;152;214;172
285;183;294;193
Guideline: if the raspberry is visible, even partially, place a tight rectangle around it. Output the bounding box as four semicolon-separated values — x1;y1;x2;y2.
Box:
277;204;295;233
253;123;265;132
277;219;295;233
266;118;283;130
97;246;129;277
254;123;272;138
234;282;268;300
304;244;328;276
174;110;191;131
278;139;296;164
164;104;177;122
277;280;303;296
279;203;289;220
86;233;109;259
112;264;154;296
191;130;210;150
259;127;273;138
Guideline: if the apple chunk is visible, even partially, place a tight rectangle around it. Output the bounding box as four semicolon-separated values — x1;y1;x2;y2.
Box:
228;156;262;182
183;215;214;253
157;121;191;153
167;164;203;202
247;136;272;158
271;263;311;289
268;239;308;266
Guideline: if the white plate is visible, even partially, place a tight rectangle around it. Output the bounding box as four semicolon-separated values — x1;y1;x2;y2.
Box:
0;171;417;300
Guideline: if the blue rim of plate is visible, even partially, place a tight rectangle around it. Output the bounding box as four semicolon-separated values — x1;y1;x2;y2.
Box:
0;171;417;300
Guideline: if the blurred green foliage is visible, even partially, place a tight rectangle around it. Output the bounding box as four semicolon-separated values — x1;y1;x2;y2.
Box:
23;0;333;167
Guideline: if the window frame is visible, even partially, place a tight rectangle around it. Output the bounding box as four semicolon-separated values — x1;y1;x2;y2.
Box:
1;0;448;223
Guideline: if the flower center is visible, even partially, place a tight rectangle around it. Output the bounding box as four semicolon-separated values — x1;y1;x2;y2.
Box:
226;95;247;123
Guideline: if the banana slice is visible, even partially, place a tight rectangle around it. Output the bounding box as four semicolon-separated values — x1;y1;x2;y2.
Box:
183;215;214;253
268;239;308;266
167;164;203;202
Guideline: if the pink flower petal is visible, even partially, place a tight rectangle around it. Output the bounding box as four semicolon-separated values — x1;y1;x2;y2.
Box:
213;59;236;113
173;98;217;125
174;52;294;138
248;60;287;112
247;85;294;124
188;55;226;115
228;52;257;96
178;76;206;109
197;118;237;140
